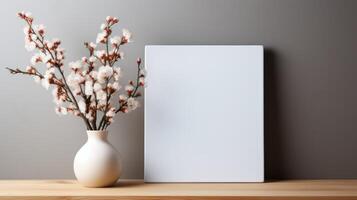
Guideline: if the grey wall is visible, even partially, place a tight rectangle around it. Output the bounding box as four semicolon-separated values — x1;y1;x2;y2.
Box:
0;0;356;179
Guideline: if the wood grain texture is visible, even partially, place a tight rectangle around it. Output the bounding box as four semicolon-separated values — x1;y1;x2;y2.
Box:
0;179;357;200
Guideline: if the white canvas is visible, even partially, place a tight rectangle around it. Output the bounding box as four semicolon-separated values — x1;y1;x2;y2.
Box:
144;45;264;182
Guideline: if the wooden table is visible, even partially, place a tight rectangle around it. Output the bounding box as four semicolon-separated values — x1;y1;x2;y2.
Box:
0;179;357;200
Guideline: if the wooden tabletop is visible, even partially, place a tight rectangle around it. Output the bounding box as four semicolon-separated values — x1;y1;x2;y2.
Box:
0;179;357;200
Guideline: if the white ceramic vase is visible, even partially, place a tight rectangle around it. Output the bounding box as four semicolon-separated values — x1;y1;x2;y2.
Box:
74;130;122;187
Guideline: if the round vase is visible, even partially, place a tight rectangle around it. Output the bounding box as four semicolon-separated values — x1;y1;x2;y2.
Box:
74;130;122;187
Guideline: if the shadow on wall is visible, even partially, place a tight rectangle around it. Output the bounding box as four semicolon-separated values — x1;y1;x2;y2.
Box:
264;48;286;180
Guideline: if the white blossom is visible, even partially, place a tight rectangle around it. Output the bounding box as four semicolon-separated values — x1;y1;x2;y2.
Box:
61;108;68;115
46;62;53;68
67;72;84;88
69;60;82;70
33;24;45;34
52;87;61;105
90;70;98;80
66;103;76;115
25;40;36;51
89;42;96;49
23;26;30;34
106;107;116;117
96;89;106;101
127;97;139;111
119;94;128;101
55;107;61;115
113;67;121;81
107;82;120;93
46;41;54;49
110;36;121;45
41;78;50;90
96;32;106;43
30;34;37;41
95;50;106;58
78;100;86;113
40;52;51;63
98;65;113;83
73;110;81;116
26;66;35;74
81;70;88;76
122;29;132;42
31;53;42;65
93;82;102;92
57;53;64;60
40;69;54;90
46;67;56;74
89;56;97;63
45;67;56;76
97;99;107;107
52;87;66;105
55;107;67;115
100;23;106;30
112;82;120;90
85;80;93;95
25;12;32;17
125;85;134;92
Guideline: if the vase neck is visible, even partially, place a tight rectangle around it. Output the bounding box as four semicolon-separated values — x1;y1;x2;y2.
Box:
86;130;108;141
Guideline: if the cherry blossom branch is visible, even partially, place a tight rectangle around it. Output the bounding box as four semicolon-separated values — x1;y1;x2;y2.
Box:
96;23;113;130
7;12;144;131
102;61;143;130
6;67;43;78
18;13;93;130
5;67;66;87
115;59;143;115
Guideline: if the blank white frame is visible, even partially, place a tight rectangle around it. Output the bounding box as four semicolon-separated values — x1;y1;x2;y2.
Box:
144;45;264;182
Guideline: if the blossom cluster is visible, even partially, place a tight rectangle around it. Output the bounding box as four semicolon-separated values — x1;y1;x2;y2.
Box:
7;12;146;130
